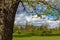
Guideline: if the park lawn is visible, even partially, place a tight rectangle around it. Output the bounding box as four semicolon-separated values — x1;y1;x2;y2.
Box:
13;36;60;40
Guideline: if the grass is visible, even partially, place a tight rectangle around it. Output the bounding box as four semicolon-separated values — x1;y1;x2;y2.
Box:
13;36;60;40
13;33;60;40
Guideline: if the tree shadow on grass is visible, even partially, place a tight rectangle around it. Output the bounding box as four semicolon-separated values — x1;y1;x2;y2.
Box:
40;34;60;36
13;34;32;38
13;34;60;38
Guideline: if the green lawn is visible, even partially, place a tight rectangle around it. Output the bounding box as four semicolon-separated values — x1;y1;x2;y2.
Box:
13;35;60;40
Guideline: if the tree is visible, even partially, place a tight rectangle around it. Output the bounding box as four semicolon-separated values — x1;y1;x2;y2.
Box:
0;0;20;40
0;0;60;40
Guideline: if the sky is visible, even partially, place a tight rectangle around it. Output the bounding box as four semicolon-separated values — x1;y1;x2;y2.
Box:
14;13;60;28
14;1;60;28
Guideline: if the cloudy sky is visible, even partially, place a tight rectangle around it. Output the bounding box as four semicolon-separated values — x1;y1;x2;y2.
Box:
14;1;60;28
14;13;60;28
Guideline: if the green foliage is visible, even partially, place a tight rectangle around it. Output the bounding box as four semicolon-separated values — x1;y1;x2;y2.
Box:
13;24;60;36
13;25;18;33
19;0;60;20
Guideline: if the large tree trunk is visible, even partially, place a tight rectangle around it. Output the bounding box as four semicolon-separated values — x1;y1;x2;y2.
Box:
0;0;20;40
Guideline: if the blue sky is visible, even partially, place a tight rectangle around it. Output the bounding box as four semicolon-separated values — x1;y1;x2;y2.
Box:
14;2;60;28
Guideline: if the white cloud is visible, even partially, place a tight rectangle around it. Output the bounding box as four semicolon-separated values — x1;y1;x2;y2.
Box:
25;15;32;22
47;20;60;28
14;13;60;28
14;12;26;25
